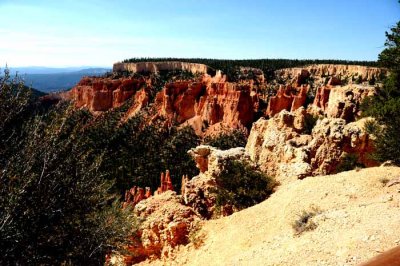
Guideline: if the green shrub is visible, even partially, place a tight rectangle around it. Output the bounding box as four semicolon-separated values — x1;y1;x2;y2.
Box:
203;129;247;150
213;160;275;212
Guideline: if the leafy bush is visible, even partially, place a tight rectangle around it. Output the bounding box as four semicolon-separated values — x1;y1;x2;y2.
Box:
214;160;275;212
203;129;247;150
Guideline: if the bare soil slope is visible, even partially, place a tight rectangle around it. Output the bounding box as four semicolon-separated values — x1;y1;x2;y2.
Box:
141;166;400;266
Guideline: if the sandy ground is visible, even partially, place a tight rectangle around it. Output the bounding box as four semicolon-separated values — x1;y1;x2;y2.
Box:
139;166;400;266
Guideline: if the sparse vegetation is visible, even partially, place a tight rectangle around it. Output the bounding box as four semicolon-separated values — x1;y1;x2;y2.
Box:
379;177;390;186
336;153;365;173
303;114;320;134
188;221;206;249
213;160;276;212
292;207;321;235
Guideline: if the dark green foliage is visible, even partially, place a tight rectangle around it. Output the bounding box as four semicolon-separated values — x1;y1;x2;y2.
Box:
356;75;363;84
203;129;247;150
364;120;400;164
361;17;400;164
364;119;380;135
368;75;376;85
336;153;365;173
0;102;138;265
85;110;200;193
378;21;400;72
214;160;275;211
0;68;201;264
303;114;320;134
122;58;377;82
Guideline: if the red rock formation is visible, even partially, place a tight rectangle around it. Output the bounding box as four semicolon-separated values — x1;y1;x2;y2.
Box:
145;187;151;198
155;170;174;195
123;185;153;208
313;86;331;111
68;76;147;112
69;72;258;136
266;85;308;117
153;80;257;135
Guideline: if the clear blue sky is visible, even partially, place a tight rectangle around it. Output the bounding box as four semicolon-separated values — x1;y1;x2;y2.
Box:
1;0;399;67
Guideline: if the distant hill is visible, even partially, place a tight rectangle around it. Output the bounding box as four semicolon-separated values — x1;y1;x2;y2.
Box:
6;67;111;93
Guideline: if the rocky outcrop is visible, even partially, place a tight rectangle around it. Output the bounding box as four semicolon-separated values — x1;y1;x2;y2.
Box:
325;85;376;122
124;191;200;264
122;170;175;210
183;145;251;218
276;64;387;85
113;61;211;75
246;109;376;185
68;76;148;112
311;84;377;122
153;80;258;135
118;146;254;264
266;85;308;117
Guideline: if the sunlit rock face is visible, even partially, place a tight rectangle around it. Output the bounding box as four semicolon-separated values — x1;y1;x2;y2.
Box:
113;61;211;75
246;109;376;185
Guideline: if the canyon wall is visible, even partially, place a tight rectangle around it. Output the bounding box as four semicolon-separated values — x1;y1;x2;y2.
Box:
276;64;387;84
68;76;148;112
113;61;211;75
152;80;258;135
67;63;384;137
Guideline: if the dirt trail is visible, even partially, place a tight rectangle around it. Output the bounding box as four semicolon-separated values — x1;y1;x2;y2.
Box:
140;166;400;266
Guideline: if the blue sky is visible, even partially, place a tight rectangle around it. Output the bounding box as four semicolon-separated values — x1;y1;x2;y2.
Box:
1;0;399;67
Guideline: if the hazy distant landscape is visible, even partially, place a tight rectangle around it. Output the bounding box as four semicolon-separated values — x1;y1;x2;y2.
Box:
6;67;110;92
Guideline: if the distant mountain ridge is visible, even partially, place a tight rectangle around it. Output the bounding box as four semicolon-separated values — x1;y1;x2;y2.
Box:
4;67;111;93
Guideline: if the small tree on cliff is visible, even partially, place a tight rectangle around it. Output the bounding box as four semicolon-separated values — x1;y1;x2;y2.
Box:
361;19;400;164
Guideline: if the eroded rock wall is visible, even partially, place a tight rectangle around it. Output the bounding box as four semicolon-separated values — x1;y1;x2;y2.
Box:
245;109;376;185
69;76;148;112
113;61;211;75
